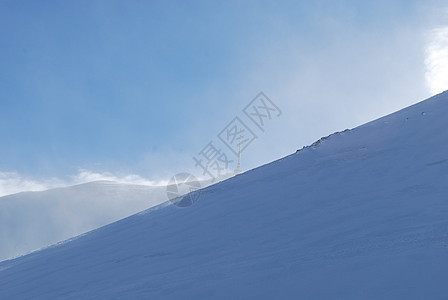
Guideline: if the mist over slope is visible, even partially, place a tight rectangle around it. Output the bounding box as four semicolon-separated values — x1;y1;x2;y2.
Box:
0;181;167;261
0;92;447;299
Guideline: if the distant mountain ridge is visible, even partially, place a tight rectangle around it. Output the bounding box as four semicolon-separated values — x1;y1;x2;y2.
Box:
0;180;168;261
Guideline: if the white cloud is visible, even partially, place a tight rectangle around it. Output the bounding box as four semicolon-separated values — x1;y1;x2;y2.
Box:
0;169;168;198
425;26;448;95
0;172;63;197
71;169;168;187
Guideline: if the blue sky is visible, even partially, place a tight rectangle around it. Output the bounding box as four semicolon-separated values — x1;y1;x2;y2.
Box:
0;0;447;191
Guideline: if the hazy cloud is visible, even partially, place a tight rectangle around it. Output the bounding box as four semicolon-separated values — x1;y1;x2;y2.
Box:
425;26;448;94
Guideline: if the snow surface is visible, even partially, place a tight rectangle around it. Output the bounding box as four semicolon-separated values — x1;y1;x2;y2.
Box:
1;92;448;299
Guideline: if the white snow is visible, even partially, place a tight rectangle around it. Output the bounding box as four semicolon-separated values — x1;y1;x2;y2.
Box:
0;91;448;299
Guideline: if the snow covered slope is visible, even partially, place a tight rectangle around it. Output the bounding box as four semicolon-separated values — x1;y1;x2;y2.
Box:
0;181;168;261
1;92;448;299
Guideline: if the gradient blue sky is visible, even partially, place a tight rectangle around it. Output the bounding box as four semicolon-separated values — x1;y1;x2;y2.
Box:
0;0;447;189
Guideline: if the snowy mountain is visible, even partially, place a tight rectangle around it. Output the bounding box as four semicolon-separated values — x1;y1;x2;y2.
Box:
0;181;168;261
1;92;448;299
